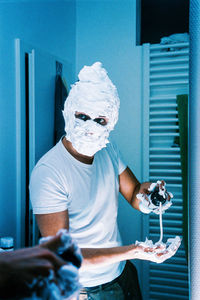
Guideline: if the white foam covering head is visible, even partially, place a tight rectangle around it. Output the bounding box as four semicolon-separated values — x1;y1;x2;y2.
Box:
62;62;120;156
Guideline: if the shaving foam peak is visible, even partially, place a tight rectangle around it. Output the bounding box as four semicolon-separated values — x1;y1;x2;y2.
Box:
68;61;120;114
78;62;112;84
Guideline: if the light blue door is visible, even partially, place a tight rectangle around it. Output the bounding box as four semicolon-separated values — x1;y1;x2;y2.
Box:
15;38;69;247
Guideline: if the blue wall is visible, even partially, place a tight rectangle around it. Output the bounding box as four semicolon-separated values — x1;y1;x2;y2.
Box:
0;0;144;274
0;0;76;245
76;0;143;246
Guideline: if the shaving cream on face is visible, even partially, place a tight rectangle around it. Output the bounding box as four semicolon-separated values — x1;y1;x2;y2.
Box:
63;62;120;156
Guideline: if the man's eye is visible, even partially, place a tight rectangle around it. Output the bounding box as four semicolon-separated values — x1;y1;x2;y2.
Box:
93;118;107;126
75;114;91;122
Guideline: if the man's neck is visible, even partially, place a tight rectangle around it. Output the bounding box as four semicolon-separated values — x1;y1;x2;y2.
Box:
62;137;94;165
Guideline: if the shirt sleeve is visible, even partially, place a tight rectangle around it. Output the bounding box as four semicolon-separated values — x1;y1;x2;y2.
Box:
29;164;69;214
118;148;127;175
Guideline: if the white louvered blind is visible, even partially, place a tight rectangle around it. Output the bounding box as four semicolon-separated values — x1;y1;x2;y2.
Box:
142;42;189;300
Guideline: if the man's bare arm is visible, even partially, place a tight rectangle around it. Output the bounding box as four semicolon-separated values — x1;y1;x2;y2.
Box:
80;245;139;270
119;167;142;210
35;210;179;270
36;211;137;268
36;210;69;236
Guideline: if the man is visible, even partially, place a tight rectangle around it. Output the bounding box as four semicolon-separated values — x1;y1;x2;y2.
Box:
30;62;178;299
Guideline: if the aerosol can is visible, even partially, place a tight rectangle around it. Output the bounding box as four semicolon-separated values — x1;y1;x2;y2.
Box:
138;180;173;215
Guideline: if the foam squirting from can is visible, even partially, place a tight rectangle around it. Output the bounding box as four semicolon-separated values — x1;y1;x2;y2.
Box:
135;181;181;262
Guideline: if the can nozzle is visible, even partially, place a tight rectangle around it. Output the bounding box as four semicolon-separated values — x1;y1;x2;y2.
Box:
150;186;167;206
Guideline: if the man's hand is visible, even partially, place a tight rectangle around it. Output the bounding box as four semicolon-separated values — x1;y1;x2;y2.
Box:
40;229;83;268
119;168;172;213
137;180;173;214
128;236;181;264
0;235;67;297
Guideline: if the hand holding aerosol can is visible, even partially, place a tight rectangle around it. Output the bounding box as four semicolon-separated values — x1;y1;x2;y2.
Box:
137;180;173;215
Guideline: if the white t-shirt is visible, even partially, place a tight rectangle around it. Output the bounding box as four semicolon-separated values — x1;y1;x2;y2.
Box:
29;138;127;287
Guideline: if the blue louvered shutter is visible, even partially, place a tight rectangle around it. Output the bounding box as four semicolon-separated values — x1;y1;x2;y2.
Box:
141;42;189;300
